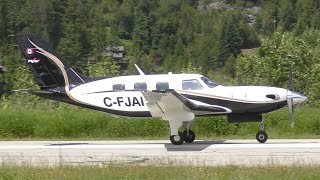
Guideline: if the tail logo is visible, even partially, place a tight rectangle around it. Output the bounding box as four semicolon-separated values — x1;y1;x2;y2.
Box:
27;57;40;63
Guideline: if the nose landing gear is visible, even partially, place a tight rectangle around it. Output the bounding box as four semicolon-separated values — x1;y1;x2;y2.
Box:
256;121;268;143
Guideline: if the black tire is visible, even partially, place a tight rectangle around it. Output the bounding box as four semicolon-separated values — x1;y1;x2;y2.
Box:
183;130;196;143
170;131;184;145
256;130;268;143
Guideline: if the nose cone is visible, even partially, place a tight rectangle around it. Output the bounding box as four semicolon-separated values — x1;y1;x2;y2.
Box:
287;91;308;104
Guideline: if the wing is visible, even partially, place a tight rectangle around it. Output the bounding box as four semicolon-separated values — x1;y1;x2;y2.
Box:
142;90;194;117
142;90;229;119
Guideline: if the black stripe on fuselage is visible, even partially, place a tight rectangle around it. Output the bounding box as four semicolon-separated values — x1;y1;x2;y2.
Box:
83;89;228;113
181;93;288;114
32;91;152;117
168;90;228;113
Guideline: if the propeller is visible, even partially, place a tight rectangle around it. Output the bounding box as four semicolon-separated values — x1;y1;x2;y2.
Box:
288;63;293;92
287;63;294;128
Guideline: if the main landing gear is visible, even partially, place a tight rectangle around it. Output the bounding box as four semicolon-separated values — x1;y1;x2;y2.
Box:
256;121;268;143
169;121;195;145
170;132;184;145
170;130;196;145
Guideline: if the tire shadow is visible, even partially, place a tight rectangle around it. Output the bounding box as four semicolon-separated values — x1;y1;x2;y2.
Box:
165;140;227;151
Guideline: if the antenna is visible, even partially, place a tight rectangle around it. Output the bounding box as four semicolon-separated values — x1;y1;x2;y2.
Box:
134;64;145;75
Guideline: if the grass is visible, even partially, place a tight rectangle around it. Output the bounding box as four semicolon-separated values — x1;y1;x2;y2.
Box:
0;106;318;140
0;165;319;179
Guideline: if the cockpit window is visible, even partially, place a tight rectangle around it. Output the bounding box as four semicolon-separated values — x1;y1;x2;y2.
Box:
201;76;219;88
182;79;203;90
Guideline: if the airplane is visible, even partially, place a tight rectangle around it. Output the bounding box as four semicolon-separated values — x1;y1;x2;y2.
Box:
14;34;307;145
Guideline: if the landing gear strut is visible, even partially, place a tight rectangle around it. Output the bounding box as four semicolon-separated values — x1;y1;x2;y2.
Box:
256;121;268;143
182;121;195;143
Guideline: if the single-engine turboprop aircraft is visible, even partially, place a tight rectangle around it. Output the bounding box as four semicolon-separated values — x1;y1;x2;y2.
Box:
15;34;307;145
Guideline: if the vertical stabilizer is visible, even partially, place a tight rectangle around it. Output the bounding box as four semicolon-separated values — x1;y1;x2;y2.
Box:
15;34;85;89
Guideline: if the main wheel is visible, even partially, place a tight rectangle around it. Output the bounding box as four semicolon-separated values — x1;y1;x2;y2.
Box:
256;130;268;143
183;130;195;143
170;131;184;145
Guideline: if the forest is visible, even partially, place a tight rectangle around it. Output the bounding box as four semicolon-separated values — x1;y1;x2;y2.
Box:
1;0;320;106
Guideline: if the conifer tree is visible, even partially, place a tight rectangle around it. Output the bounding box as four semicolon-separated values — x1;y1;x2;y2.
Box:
58;0;89;67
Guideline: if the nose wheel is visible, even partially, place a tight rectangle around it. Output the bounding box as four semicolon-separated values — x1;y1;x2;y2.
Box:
256;121;268;143
256;130;268;143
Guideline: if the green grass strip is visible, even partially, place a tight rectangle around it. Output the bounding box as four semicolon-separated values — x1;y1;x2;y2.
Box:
0;107;318;139
0;165;319;179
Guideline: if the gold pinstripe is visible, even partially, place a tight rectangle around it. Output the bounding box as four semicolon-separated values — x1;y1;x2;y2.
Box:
176;89;278;104
28;39;86;105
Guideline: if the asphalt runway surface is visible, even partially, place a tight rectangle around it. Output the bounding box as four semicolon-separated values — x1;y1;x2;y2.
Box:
0;139;319;167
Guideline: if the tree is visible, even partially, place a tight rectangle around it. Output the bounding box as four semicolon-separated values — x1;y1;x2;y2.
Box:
218;13;243;66
58;0;89;68
236;29;320;105
0;52;50;110
132;10;151;54
47;0;67;48
254;1;278;35
87;56;119;76
116;0;135;39
295;0;314;30
278;0;296;31
180;62;202;74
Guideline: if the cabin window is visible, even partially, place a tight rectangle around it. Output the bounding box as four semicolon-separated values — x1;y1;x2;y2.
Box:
201;76;219;88
182;79;203;90
156;82;169;90
134;82;147;91
113;84;125;91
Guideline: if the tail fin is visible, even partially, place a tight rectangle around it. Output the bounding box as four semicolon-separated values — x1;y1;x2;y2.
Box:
15;34;85;90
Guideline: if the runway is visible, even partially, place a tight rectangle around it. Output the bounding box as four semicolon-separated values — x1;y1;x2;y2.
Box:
0;139;319;167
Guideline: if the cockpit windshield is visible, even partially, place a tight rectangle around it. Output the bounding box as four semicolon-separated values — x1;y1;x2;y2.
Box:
201;76;219;88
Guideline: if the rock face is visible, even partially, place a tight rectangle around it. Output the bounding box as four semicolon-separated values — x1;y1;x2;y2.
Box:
242;6;260;26
197;0;260;26
198;1;234;12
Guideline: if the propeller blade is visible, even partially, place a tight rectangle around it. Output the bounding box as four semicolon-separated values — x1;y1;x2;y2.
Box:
288;98;294;128
288;63;294;91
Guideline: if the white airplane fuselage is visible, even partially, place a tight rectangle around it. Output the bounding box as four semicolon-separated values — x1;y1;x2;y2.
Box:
69;73;307;118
